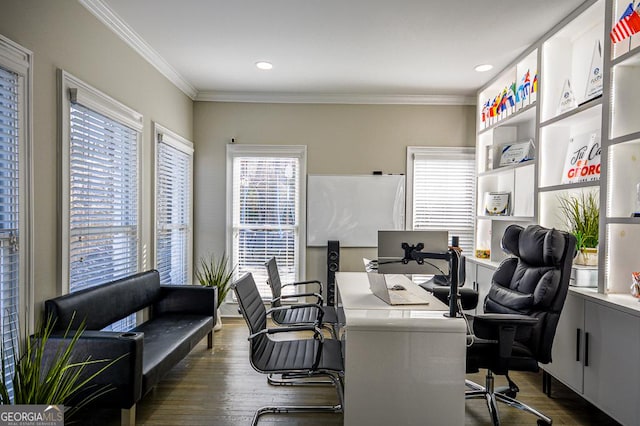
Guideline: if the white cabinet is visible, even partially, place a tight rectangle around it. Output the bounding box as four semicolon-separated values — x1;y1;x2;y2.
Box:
583;300;640;426
544;292;585;393
544;292;640;426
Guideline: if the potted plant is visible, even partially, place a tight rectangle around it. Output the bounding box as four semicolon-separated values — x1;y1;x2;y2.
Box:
557;191;599;265
195;253;236;331
0;314;121;420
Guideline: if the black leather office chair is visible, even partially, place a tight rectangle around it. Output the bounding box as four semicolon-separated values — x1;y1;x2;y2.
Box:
264;256;339;339
232;273;344;425
465;224;576;426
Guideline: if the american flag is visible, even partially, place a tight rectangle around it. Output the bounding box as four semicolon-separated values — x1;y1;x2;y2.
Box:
610;3;640;43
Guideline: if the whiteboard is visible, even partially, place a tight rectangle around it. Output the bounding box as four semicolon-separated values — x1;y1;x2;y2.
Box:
307;175;405;247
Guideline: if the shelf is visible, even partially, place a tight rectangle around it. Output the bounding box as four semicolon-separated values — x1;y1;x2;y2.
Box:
606;217;640;225
610;54;640;139
478;160;535;177
538;181;600;193
610;131;640;146
540;0;605;123
476;215;534;222
539;97;602;128
611;45;640;67
606;223;640;294
478;103;537;135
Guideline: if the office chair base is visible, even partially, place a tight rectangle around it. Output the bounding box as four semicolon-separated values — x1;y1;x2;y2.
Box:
466;376;552;426
267;372;334;386
252;404;342;425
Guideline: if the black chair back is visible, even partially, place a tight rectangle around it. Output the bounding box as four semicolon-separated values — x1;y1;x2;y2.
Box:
265;257;283;308
484;224;576;363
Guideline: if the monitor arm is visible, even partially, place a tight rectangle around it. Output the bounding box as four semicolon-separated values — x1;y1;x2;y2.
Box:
401;242;460;318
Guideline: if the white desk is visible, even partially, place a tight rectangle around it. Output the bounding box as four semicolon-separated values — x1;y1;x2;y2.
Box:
336;272;466;426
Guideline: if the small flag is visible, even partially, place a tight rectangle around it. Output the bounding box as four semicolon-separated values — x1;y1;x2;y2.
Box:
532;73;538;93
610;3;640;43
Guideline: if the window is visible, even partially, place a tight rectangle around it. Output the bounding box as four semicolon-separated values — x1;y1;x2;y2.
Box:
60;71;142;331
407;147;476;254
154;124;193;285
227;145;306;299
0;35;32;400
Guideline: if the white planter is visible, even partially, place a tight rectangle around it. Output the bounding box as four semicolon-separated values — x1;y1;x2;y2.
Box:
214;308;223;331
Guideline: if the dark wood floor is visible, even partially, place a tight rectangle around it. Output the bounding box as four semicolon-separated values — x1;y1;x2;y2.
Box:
74;317;620;425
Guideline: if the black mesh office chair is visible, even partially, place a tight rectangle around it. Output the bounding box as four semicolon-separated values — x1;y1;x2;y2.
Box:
232;273;344;425
465;224;576;426
264;256;339;339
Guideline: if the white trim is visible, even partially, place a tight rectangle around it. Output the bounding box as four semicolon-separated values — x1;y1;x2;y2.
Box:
226;144;307;285
153;122;194;284
79;0;197;99
406;146;476;230
62;70;143;131
59;70;143;294
197;91;476;106
0;35;34;336
155;123;194;154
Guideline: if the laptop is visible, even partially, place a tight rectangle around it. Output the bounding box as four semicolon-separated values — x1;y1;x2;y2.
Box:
367;273;430;305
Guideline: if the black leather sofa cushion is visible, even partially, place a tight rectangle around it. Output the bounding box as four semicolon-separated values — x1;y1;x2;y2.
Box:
45;271;162;331
132;314;213;395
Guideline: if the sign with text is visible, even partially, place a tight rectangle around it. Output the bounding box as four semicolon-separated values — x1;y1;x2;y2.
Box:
561;130;601;184
0;405;64;426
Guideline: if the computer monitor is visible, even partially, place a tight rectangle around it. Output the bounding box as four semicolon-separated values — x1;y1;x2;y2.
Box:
377;230;450;275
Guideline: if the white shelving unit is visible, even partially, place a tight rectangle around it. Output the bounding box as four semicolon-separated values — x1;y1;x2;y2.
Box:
471;1;640;423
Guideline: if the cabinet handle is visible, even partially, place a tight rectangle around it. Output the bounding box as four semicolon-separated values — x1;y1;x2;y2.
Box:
576;328;581;362
584;332;589;367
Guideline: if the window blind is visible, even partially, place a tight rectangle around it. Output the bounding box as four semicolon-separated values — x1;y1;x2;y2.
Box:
412;149;476;254
231;156;300;298
156;134;192;285
0;65;21;398
69;101;138;331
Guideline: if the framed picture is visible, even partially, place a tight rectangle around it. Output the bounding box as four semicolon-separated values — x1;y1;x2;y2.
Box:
484;192;510;216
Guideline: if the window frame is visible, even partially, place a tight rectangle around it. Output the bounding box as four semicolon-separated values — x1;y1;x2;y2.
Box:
153;122;194;285
59;70;143;295
0;35;33;337
226;144;307;299
406;146;476;253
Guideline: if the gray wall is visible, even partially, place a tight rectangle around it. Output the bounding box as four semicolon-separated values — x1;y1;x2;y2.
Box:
0;0;193;319
1;0;476;321
193;102;475;297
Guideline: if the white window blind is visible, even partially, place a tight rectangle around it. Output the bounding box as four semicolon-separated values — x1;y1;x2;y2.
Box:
155;127;193;285
409;147;476;254
228;147;305;299
63;72;142;332
0;64;21;399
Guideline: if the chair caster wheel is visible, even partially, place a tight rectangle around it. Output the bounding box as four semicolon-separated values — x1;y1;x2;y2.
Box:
537;419;552;426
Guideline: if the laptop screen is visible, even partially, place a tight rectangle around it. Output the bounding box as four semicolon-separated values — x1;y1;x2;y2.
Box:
377;230;449;275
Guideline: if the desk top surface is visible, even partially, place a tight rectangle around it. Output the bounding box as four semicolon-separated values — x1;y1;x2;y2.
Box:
335;272;465;332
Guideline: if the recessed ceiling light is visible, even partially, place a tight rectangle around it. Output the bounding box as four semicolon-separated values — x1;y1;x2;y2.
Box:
256;61;273;70
474;64;493;72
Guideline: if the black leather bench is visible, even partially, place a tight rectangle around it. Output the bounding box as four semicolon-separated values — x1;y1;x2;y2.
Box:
44;270;217;425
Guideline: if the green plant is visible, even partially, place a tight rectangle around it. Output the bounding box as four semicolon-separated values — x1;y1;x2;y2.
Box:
557;191;599;250
0;313;122;418
195;253;236;307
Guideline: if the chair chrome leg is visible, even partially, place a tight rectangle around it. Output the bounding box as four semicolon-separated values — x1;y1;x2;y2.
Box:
267;372;333;386
252;404;342;426
495;392;552;425
253;372;345;425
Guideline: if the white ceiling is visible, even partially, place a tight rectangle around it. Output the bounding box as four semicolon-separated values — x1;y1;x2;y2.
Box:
87;0;586;104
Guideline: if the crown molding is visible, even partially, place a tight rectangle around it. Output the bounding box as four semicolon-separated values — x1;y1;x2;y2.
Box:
195;91;476;105
79;0;198;99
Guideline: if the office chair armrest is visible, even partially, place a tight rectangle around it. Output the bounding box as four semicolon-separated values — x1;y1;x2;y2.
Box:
473;314;538;359
279;292;324;304
248;325;324;341
267;303;325;323
282;280;323;292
